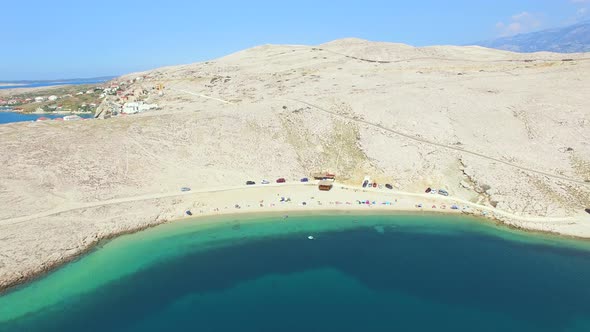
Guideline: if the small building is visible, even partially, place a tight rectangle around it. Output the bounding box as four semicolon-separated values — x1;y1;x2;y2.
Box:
63;115;82;121
34;96;45;102
312;172;336;180
318;180;333;191
48;95;58;101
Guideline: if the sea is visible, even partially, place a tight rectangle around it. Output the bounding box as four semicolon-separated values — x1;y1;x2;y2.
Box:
1;213;590;332
0;111;94;124
0;77;114;90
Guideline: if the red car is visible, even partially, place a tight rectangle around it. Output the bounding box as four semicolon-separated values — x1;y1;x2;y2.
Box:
276;178;286;183
372;183;377;188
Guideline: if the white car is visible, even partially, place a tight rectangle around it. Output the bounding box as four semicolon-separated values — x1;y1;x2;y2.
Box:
261;180;270;184
430;189;438;195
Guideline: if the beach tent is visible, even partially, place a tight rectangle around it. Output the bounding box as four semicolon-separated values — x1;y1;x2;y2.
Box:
318;181;333;191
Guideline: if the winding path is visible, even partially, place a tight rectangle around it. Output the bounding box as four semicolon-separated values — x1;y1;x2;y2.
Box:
165;87;589;187
286;98;590;187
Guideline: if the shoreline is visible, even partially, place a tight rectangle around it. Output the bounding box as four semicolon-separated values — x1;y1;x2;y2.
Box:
1;181;589;295
0;109;93;115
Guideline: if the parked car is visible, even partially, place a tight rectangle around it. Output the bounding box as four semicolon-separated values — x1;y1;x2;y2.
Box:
181;187;191;192
300;177;309;182
425;187;432;193
438;189;449;196
430;189;438;195
362;180;369;188
276;178;286;183
385;184;393;189
372;183;377;188
585;208;590;215
261;180;270;184
246;181;256;185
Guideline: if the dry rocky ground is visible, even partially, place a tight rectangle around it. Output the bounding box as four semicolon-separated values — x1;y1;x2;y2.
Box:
1;38;589;291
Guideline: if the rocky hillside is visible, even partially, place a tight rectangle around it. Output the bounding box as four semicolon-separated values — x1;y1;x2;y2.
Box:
2;38;590;221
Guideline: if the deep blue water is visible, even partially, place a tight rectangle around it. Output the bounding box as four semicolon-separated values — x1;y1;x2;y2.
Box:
0;112;93;124
2;214;590;331
0;77;113;90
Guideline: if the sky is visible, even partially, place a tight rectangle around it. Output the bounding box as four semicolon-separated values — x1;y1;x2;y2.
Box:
1;0;588;80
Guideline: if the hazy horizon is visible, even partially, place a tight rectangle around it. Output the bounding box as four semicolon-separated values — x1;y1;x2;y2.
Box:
1;0;589;80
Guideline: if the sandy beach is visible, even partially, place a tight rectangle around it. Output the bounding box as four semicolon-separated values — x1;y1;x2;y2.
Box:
1;180;589;294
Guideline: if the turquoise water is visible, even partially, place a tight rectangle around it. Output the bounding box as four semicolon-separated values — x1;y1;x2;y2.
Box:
0;112;93;124
1;213;590;331
0;77;114;90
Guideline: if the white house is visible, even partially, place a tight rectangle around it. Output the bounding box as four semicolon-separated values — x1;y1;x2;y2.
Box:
34;97;45;102
48;95;58;101
122;102;141;114
63;115;82;121
122;102;159;114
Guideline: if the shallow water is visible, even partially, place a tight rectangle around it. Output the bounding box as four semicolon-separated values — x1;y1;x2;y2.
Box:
0;78;113;90
0;112;93;124
1;213;590;331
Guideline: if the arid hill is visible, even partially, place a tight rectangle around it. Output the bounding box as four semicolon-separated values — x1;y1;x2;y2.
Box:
1;38;589;291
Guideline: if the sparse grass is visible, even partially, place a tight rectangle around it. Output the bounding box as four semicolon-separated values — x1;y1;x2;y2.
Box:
279;111;369;181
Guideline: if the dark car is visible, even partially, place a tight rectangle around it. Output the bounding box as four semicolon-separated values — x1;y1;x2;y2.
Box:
300;177;309;182
372;183;377;188
246;181;256;185
362;180;369;188
586;208;590;215
438;189;449;196
276;178;286;183
181;187;191;192
425;187;432;193
385;184;393;190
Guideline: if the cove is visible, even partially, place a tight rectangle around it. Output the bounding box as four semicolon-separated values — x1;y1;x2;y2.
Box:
1;213;590;331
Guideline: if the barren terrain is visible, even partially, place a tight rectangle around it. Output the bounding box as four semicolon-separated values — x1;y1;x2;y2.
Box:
1;38;589;291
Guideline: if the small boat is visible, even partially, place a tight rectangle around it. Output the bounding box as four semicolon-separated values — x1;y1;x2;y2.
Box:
185;210;192;216
308;235;315;240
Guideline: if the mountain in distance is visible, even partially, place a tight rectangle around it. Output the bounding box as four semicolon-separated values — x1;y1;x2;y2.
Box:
474;21;590;53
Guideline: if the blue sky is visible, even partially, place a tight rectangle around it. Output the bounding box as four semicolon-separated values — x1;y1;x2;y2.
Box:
1;0;588;80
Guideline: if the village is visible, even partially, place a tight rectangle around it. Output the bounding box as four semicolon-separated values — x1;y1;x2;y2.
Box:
0;75;161;118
